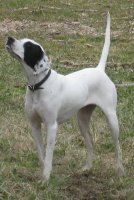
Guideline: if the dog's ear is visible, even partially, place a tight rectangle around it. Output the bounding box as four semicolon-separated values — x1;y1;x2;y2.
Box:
24;41;44;71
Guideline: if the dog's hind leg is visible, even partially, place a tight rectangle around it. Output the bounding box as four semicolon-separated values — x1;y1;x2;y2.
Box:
77;104;96;171
104;109;124;176
98;99;125;176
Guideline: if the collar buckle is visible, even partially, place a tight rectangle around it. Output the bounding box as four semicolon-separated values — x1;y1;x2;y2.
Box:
28;85;35;91
28;69;51;92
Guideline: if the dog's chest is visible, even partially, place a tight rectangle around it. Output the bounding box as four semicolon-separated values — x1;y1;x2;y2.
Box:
32;96;40;111
25;91;47;118
30;95;41;114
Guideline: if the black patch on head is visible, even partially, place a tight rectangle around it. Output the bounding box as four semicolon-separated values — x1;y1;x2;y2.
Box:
24;41;44;71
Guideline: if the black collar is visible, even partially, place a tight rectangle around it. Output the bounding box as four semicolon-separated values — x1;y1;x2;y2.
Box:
28;69;51;92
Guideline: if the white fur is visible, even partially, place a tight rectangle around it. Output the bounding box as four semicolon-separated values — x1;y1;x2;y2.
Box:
6;12;124;181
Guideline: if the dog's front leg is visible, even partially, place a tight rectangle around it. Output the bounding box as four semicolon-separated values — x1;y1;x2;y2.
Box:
30;122;45;166
43;121;58;181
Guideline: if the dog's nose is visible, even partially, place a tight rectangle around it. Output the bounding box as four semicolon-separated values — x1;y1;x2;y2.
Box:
7;37;15;46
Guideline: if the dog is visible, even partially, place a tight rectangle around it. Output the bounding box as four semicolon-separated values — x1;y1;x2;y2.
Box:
6;12;124;181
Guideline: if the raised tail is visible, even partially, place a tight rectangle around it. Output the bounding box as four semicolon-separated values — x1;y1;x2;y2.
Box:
97;12;110;71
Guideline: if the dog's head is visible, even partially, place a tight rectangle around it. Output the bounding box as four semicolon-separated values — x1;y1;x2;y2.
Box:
6;37;51;75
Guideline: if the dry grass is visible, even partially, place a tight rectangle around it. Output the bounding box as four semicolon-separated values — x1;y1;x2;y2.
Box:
0;0;134;199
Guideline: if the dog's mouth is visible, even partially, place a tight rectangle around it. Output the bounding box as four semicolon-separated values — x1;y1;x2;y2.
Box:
6;44;21;60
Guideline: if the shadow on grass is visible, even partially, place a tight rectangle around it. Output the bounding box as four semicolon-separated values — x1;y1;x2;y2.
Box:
66;170;132;200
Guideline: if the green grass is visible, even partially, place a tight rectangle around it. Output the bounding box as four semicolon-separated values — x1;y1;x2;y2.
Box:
0;0;134;199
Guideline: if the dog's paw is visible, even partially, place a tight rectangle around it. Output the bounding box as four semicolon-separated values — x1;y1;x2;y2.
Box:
82;163;92;172
42;169;51;182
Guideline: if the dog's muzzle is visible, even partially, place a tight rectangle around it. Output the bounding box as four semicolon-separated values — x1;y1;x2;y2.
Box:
6;37;22;60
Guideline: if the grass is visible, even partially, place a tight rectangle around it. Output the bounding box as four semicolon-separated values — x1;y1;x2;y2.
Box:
0;0;134;199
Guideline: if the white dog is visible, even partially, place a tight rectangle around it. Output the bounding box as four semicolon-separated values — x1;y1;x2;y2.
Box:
6;12;124;181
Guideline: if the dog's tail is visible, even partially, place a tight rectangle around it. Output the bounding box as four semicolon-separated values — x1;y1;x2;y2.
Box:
97;12;110;71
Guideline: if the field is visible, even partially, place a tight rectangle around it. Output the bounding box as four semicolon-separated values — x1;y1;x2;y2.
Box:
0;0;134;199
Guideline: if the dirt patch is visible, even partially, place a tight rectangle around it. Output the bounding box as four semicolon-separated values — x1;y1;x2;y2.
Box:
1;18;131;37
0;19;97;36
0;19;34;33
67;172;104;200
66;171;128;200
37;21;97;36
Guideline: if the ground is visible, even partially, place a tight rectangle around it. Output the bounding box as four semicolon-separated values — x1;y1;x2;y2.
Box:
0;0;134;199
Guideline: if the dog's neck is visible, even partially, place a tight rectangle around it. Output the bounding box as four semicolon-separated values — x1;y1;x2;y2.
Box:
22;57;51;85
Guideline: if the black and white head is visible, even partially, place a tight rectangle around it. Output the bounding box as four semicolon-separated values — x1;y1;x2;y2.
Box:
6;37;51;76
